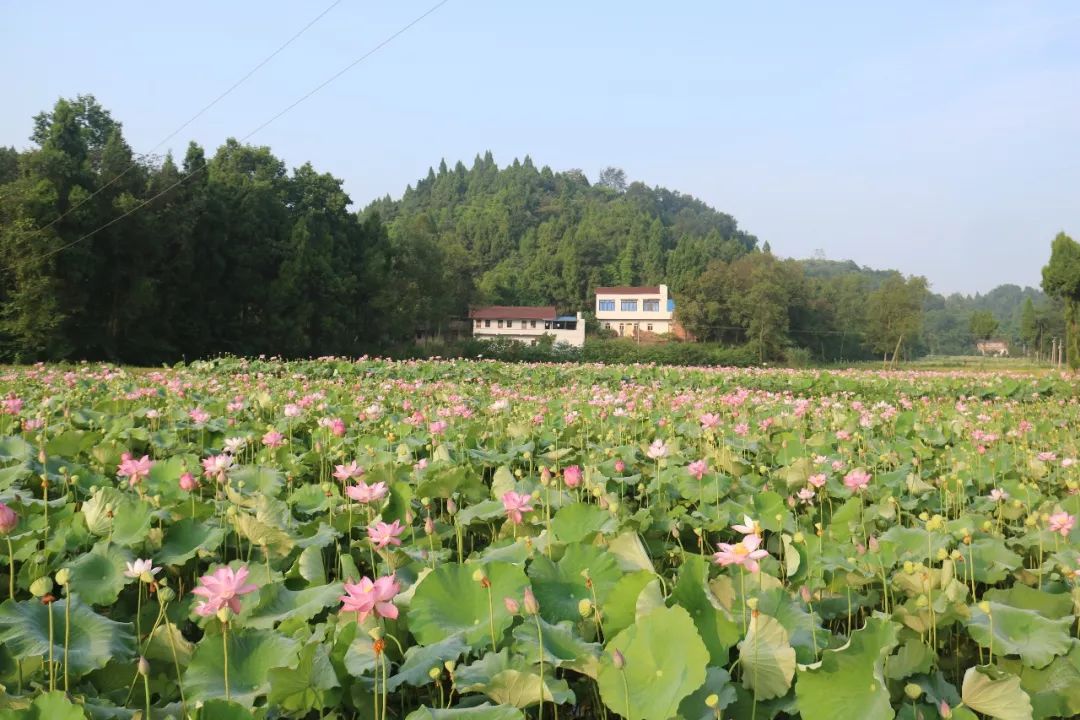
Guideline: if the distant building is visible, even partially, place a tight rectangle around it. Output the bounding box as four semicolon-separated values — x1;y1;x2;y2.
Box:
976;340;1009;357
469;306;585;347
595;284;678;338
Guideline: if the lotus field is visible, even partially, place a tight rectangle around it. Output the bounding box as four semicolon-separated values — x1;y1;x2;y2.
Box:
2;358;1080;720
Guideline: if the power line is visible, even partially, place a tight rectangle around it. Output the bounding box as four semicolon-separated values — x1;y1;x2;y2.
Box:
29;0;343;237
18;0;451;268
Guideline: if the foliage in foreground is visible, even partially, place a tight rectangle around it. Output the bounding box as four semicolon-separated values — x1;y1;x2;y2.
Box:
0;358;1078;719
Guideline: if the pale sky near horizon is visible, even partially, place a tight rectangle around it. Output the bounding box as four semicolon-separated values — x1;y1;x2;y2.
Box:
4;1;1079;295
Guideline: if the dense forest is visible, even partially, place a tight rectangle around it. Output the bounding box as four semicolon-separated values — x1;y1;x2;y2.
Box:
0;95;1063;364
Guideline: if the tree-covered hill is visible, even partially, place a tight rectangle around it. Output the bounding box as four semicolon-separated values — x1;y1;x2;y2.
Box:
0;95;1062;363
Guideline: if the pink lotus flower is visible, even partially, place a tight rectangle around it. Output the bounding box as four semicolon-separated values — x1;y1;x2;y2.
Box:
733;423;749;437
796;487;815;504
614;459;626;473
502;491;534;524
687;459;708;481
368;520;405;548
192;565;259;617
700;413;721;430
262;430;285;448
646;439;668;460
2;395;22;416
201;454;233;481
731;514;761;536
0;502;17;534
989;488;1008;502
843;468;871;492
807;473;827;489
117;453;154;486
340;575;400;623
347;481;389;504
188;407;211;425
179;472;197;492
564;466;582;488
1048;512;1075;537
713;534;769;573
334;462;364;481
429;420;448;436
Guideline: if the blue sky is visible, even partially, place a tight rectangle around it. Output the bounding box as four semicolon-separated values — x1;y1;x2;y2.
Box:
4;1;1080;294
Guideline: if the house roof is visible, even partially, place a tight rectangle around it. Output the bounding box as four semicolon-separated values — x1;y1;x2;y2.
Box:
595;286;661;295
469;306;557;320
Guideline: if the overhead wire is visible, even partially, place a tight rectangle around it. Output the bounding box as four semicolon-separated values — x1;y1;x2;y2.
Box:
18;0;451;267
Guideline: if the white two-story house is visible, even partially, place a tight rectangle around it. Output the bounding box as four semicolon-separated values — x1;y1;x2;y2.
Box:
469;306;586;347
595;285;676;337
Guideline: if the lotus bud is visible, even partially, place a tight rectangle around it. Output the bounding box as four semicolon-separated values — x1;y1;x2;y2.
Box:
939;701;952;718
137;656;150;676
30;577;53;597
446;498;458;515
504;597;520;615
523;587;540;615
612;649;625;669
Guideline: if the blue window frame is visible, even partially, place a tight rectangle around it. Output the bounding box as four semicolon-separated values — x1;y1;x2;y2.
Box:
598;299;615;312
620;299;638;312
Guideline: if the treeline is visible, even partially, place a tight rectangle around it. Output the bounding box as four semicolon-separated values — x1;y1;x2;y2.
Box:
0;94;1056;364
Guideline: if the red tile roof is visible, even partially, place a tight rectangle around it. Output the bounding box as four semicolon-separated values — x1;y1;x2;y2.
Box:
469;306;557;320
595;286;661;295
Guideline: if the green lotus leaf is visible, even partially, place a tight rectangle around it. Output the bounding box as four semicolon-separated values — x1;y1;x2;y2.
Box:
157;517;226;565
81;487;152;546
0;598;135;676
234;512;294;555
144;621;195;667
998;640;1080;719
0;690;86;720
528;544;620;623
194;699;255;720
605;532;655;573
968;538;1023;584
737;613;796;701
601;571;656;637
550;502;616;543
66;541;130;605
967;602;1072;669
408;562;529;648
387;633;469;690
597;605;709;720
885;638;935;680
961;665;1033;720
246;581;343;629
404;705;524;720
183;628;300;706
677;666;738;720
983;585;1074;619
455;499;506;526
672;556;741;664
753;587;823;664
267;641;341;711
512;616;601;677
795;616;900;720
455;649;574;708
230;465;285;496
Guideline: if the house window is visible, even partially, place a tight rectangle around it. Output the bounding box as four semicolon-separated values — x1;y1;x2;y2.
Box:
507;320;513;328
531;320;537;328
485;320;491;328
604;322;611;329
620;299;638;312
498;320;504;328
475;319;481;326
643;299;660;312
598;299;615;312
647;323;653;332
618;323;625;335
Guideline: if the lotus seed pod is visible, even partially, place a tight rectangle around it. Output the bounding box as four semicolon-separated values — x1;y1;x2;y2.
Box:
444;660;456;673
428;667;441;680
472;568;486;583
904;683;923;700
705;693;719;708
30;577;53;597
158;586;176;603
55;568;71;587
904;561;915;574
578;598;593;618
977;601;991;614
216;607;232;623
746;597;758;611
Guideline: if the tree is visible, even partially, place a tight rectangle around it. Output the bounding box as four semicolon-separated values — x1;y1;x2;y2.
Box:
1020;297;1038;354
1041;232;1080;369
968;310;999;340
865;274;929;361
596;166;627;192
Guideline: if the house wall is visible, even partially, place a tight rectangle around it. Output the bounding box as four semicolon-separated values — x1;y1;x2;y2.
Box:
472;314;585;347
595;285;674;337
